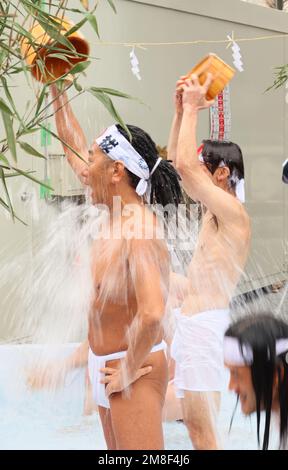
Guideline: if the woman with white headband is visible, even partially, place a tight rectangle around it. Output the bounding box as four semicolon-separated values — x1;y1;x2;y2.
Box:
224;313;288;450
167;74;251;450
50;84;182;450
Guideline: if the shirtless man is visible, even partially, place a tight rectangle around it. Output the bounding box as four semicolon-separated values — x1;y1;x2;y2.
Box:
50;84;182;449
168;74;251;449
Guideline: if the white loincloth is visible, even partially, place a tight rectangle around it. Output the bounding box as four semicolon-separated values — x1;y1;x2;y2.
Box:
170;308;231;397
88;341;166;408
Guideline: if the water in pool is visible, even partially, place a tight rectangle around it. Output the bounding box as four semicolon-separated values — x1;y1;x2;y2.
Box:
0;344;278;450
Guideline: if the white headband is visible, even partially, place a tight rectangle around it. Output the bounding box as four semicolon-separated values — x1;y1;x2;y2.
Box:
230;170;245;204
224;336;288;366
198;154;245;203
96;125;162;198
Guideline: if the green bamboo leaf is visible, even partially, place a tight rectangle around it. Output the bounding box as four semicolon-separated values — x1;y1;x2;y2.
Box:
22;1;63;25
10;165;54;190
1;77;21;121
36;58;47;80
73;80;83;92
39;124;87;163
36;18;76;52
35;84;48;117
0;4;9;36
88;86;135;100
31;43;89;59
1;110;17;162
18;141;46;159
0;196;27;225
266;64;288;92
0;196;10;213
64;8;84;14
3;170;33;178
0;166;14;220
0;97;13;115
87;89;130;138
20;1;76;52
69;60;91;75
64;16;88;37
46;53;72;63
106;0;117;13
14;23;34;41
20;127;40;136
8;65;32;75
0;40;22;59
0;153;9;165
86;13;99;38
0;48;8;67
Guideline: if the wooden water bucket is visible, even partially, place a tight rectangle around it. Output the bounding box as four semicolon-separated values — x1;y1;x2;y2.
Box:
20;17;89;83
185;54;235;100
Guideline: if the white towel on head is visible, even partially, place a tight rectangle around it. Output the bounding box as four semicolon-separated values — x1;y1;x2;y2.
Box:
96;125;161;198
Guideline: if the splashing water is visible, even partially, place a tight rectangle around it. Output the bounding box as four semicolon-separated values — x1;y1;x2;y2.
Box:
0;171;287;450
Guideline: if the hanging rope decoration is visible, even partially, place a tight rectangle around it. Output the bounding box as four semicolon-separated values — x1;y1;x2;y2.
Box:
91;32;288;48
130;47;141;80
210;85;231;141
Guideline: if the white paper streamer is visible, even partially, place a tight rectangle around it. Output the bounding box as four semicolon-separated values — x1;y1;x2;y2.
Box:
130;47;141;81
227;34;244;72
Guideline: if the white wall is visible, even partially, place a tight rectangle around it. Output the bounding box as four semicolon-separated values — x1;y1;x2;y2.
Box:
1;0;288;341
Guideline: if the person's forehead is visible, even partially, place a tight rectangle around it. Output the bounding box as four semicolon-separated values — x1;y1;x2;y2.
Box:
92;140;100;151
226;363;251;376
90;141;104;156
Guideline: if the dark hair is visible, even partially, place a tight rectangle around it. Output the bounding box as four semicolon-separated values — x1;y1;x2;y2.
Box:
116;124;183;207
201;140;244;229
283;159;288;184
225;313;288;450
202;140;244;186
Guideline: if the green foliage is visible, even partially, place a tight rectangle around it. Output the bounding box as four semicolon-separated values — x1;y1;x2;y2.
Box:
0;0;133;221
266;64;288;92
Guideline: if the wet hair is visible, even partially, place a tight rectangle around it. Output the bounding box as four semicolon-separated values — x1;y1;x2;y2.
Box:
225;313;288;450
201;140;245;229
283;159;288;184
201;140;244;184
116;124;183;207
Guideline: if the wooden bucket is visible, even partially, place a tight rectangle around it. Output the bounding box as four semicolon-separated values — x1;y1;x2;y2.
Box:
186;54;235;100
20;17;89;83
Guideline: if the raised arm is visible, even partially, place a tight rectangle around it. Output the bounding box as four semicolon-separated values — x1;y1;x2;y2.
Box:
176;75;246;225
50;84;89;185
167;76;185;165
